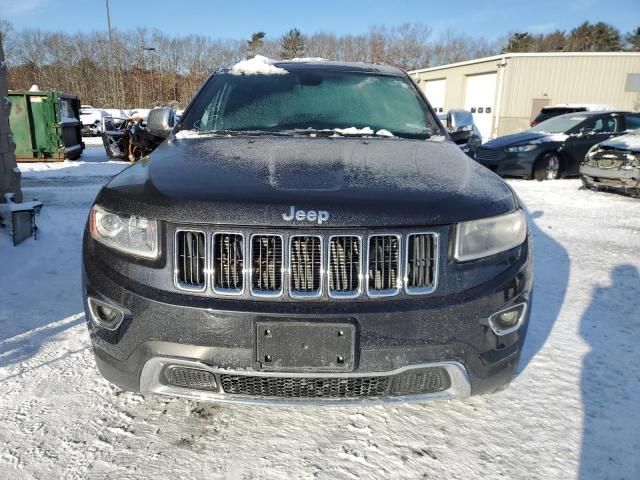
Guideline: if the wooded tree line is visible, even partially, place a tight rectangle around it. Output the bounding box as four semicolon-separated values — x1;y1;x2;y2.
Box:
503;22;640;53
0;20;637;109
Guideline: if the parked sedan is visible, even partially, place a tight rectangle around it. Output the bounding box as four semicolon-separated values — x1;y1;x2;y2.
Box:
476;111;640;180
581;129;640;196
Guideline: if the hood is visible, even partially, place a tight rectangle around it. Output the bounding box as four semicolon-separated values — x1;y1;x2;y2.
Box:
98;136;517;227
483;131;552;149
596;132;640;153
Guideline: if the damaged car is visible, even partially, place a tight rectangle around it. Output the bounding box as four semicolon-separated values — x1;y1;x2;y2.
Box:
581;128;640;197
476;111;635;180
101;107;174;162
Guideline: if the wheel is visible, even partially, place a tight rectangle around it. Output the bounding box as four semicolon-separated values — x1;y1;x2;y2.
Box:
533;153;560;181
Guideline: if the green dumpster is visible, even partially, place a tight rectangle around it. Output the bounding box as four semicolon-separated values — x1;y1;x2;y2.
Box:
8;89;84;161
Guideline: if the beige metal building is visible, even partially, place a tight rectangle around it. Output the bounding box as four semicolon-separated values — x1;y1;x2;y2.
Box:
409;52;640;140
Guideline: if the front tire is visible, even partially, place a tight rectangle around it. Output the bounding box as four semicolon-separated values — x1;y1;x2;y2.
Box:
534;152;560;181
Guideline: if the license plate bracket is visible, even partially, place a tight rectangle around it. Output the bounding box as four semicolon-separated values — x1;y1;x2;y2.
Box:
256;322;355;372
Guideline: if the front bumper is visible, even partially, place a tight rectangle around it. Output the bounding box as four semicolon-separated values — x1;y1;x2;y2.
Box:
581;164;640;189
82;235;533;405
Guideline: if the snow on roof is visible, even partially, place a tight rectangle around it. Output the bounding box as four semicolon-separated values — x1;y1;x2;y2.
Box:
543;104;616;111
230;55;289;76
285;57;327;63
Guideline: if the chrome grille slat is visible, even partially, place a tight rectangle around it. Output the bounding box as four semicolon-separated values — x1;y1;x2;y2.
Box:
367;235;400;296
251;234;283;296
290;236;322;297
328;235;362;298
213;233;244;294
405;233;437;294
175;230;206;291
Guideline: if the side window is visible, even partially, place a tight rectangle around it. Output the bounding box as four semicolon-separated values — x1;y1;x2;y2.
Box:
586;115;618;133
625;114;640;131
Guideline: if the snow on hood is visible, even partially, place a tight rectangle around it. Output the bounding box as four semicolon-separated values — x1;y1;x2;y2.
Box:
230;55;289;76
175;130;204;139
333;127;395;137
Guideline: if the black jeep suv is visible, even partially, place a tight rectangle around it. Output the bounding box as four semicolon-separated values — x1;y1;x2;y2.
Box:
82;59;533;405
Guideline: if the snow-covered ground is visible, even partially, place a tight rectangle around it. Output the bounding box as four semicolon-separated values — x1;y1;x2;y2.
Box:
0;147;639;479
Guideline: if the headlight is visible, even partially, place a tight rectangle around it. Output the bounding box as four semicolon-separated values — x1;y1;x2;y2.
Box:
506;144;537;153
90;205;159;258
454;210;527;262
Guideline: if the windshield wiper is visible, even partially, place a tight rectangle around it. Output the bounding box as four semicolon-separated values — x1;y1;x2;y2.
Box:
177;129;290;137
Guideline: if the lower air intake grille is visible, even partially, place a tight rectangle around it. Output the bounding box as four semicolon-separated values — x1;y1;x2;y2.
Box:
251;235;283;295
328;236;361;297
220;375;389;398
290;236;322;296
406;233;436;292
368;235;400;295
176;230;206;290
390;367;450;395
165;367;217;391
213;233;244;293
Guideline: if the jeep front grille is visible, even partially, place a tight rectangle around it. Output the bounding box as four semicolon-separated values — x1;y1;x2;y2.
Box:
289;236;322;297
405;233;437;293
328;236;361;297
251;235;283;296
367;235;401;296
173;230;438;298
213;233;244;294
175;230;206;291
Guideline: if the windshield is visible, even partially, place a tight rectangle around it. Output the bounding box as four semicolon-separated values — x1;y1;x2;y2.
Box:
529;114;589;134
181;70;441;139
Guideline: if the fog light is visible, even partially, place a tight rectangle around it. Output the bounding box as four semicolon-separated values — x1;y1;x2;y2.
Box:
489;303;527;336
88;297;125;330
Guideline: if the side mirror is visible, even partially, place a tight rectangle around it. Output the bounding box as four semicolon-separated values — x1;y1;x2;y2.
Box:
448;109;475;133
147;107;176;138
446;109;475;144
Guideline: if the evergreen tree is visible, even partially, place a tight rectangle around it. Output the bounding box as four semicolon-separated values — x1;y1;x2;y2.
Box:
247;32;266;57
280;28;305;59
567;21;622;51
538;30;566;52
502;32;536;53
626;27;640;51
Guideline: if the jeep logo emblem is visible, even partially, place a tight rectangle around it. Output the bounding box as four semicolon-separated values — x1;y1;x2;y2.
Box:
282;206;330;224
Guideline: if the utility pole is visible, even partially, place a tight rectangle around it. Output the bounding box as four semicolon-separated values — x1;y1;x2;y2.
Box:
143;47;156;105
105;0;113;45
105;0;116;106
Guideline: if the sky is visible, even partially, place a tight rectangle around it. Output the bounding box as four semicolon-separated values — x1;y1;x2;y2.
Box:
0;0;638;41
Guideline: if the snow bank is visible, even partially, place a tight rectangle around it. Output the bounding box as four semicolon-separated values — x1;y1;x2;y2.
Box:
230;55;288;76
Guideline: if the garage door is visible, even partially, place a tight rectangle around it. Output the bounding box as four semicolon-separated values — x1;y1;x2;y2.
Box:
464;72;497;141
423;79;446;114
